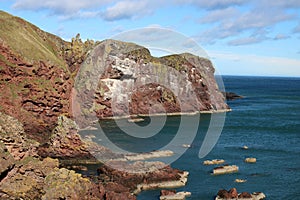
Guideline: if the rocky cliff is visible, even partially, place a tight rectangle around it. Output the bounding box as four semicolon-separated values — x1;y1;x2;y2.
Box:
0;10;229;136
0;11;93;141
0;10;232;199
73;40;229;127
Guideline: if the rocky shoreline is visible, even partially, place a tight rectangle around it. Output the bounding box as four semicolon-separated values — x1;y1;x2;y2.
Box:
0;11;237;199
98;109;232;120
0;112;190;199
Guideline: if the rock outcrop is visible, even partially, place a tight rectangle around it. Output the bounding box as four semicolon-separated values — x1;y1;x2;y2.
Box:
73;40;230;127
216;188;266;200
0;11;94;141
0;112;104;199
1;10;230;134
0;112;138;200
212;165;239;175
160;190;191;200
98;161;188;194
0;10;233;199
203;159;225;165
223;92;243;101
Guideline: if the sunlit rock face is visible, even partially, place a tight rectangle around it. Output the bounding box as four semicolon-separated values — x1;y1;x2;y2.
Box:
73;39;229;125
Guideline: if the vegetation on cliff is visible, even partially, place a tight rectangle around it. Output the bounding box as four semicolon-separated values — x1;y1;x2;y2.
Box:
0;11;94;140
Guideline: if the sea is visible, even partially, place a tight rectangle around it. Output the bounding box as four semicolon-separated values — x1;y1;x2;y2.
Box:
80;76;300;200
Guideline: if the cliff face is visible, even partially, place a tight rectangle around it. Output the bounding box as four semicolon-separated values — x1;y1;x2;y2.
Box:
73;40;229;126
0;11;92;141
0;11;229;136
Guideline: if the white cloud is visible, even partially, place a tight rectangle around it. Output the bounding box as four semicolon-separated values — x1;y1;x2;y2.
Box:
175;0;246;10
13;0;112;14
227;37;265;46
10;0;300;46
209;50;300;76
293;23;300;33
199;7;239;24
273;34;290;40
102;1;152;21
197;4;295;45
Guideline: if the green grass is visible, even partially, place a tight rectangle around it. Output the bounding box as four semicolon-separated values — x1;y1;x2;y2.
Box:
0;11;68;71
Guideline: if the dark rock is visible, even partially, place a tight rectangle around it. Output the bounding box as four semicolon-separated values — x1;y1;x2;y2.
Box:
98;161;185;193
160;189;177;196
0;142;15;181
223;92;243;101
217;189;231;198
104;182;136;200
238;191;252;198
229;188;238;198
216;188;265;200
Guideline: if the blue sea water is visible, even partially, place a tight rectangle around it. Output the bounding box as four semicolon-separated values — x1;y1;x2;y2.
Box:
82;76;300;200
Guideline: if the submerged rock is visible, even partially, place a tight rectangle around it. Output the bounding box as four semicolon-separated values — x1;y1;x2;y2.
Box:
182;144;191;148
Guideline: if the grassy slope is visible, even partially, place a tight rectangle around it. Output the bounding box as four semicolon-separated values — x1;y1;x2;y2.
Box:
0;10;68;68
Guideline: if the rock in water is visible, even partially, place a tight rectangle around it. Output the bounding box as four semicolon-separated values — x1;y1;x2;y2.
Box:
223;92;243;100
160;190;192;200
235;178;247;183
245;157;257;163
216;188;266;200
212;165;239;175
203;159;225;165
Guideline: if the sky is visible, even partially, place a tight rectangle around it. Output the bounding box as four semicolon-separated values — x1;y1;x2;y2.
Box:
1;0;300;77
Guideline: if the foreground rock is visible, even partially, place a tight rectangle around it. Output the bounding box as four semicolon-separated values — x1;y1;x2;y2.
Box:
98;160;188;194
38;115;121;164
216;188;266;200
160;190;191;200
212;165;239;175
0;111;39;160
0;112;136;200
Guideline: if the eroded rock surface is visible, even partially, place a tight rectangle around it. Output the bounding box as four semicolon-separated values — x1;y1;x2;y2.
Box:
98;161;187;194
73;40;230;128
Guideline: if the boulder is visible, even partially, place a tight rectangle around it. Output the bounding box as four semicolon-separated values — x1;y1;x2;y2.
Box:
235;178;247;183
160;190;191;200
245;157;257;163
203;159;225;165
216;188;266;200
98;161;187;194
212;165;239;175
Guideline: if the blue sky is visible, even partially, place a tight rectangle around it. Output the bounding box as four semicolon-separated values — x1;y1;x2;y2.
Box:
1;0;300;77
